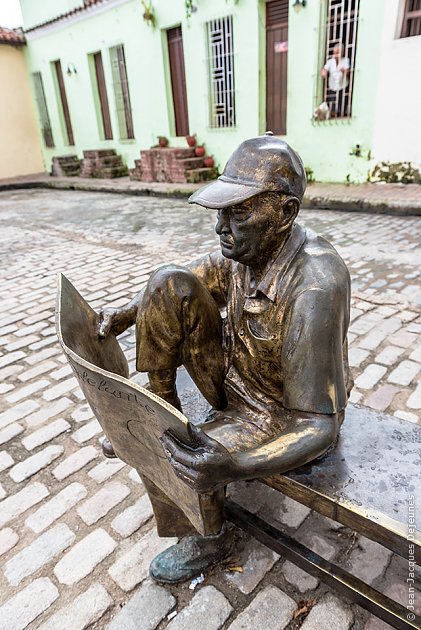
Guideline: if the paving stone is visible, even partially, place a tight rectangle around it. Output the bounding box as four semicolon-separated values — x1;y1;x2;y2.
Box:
71;403;94;422
388;360;420;386
26;482;88;533
53;445;98;480
17;360;57;382
0;451;14;472
364;582;421;629
347;536;392;584
394;410;419;423
4;523;75;585
54;528;117;585
128;468;143;484
108;528;177;592
0;399;40;430
283;535;336;592
0;422;23;445
9;444;64;482
37;582;113;630
229;585;296;630
26;396;73;427
409;345;421;362
111;493;153;537
354;364;387;389
50;363;73;380
0;350;26;369
107;579;175;630
167;586;232;630
0;383;14;394
89;458;126;483
348;347;369;368
77;481;131;525
225;538;279;594
365;384;400;412
6;378;50;403
72;419;102;443
407;383;421;409
259;494;311;529
0;577;59;630
375;345;405;366
22;418;70;450
24;346;61;365
0;482;49;528
43;377;78;401
0;528;19;557
388;330;418;348
358;329;389;351
300;595;354;629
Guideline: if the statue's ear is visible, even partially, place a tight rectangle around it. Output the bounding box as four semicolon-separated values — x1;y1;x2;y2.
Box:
280;196;300;231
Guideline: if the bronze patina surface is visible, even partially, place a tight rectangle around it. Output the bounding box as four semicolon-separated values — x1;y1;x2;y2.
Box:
92;133;352;537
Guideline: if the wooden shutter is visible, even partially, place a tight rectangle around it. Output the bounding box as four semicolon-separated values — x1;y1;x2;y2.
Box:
167;26;190;136
54;60;75;146
32;72;55;147
94;52;113;140
110;45;134;140
401;0;421;37
266;0;289;135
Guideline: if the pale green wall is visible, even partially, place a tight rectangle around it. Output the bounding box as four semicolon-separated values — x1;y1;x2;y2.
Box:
22;0;385;182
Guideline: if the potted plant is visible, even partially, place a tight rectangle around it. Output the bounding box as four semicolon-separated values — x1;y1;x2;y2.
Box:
141;0;156;28
186;134;196;147
195;145;205;157
158;136;169;148
203;155;215;168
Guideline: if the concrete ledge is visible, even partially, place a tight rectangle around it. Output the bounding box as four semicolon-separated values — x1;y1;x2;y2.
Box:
1;175;421;216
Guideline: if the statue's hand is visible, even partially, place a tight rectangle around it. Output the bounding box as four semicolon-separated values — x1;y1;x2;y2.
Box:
98;306;134;338
160;425;239;493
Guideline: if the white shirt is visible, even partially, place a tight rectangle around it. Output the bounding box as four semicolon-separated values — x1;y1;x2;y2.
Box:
324;57;350;91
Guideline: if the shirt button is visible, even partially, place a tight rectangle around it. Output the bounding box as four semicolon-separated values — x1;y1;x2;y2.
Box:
239;328;245;336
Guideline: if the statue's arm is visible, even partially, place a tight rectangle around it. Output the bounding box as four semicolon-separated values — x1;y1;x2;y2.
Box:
98;290;144;337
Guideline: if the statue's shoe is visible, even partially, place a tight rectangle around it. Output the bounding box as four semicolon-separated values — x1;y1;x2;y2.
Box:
149;526;235;584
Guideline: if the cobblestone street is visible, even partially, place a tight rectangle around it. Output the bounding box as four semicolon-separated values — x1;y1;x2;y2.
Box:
0;189;419;629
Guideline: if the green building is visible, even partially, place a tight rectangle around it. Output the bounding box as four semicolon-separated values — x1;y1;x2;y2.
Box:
20;0;421;183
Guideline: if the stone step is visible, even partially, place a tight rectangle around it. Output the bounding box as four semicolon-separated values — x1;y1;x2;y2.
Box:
82;149;117;159
100;166;128;178
96;156;125;167
178;157;205;170
185;167;218;184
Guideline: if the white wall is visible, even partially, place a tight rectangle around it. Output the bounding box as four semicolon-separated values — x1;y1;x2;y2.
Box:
372;0;421;166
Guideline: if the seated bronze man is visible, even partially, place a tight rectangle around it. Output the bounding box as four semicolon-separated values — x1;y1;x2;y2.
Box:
99;133;352;583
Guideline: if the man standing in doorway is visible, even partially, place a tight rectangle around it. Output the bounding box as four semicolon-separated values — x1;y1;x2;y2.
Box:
321;42;350;117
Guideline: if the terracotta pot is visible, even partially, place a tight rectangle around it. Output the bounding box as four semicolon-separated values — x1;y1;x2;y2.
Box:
158;136;168;148
203;156;214;168
195;145;205;157
186;135;196;147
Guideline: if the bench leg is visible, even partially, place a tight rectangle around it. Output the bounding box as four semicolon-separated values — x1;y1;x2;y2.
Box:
224;500;420;630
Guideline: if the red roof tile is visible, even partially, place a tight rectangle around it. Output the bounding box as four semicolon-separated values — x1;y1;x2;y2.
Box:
24;0;106;33
0;27;26;46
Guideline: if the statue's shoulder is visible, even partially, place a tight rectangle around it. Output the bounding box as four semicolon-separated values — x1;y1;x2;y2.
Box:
297;225;350;291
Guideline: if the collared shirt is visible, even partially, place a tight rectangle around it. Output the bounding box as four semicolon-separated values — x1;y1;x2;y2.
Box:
324;56;350;91
191;223;351;434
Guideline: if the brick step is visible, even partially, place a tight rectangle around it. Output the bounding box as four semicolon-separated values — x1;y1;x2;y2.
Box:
51;155;81;177
99;166;128;178
82;149;117;159
129;168;142;181
96;156;125;167
54;155;80;164
61;167;80;177
185;167;218;184
177;157;205;170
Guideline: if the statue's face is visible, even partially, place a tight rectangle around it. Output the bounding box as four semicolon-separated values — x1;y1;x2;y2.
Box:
215;193;288;266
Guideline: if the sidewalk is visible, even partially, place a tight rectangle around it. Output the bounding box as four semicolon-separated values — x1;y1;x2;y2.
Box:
1;172;421;215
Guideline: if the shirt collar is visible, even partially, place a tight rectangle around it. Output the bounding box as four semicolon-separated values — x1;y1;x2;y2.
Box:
243;223;306;303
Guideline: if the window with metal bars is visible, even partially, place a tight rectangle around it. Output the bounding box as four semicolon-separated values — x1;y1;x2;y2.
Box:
317;0;360;120
400;0;421;37
109;44;134;140
32;72;54;147
206;15;236;128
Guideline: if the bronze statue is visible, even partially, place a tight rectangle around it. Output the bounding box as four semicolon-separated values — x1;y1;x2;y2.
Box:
97;132;352;583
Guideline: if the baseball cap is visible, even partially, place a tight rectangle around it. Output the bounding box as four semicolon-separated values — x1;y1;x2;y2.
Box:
189;132;307;209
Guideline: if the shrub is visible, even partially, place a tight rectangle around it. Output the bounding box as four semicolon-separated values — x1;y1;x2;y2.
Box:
368;161;421;184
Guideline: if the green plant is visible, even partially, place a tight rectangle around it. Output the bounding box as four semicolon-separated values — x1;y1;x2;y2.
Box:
141;0;156;28
368;161;421;184
185;0;196;19
305;166;315;183
349;144;362;158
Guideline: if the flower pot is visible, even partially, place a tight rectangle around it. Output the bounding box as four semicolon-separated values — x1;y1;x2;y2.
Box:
158;137;168;148
203;156;214;168
186;135;196;147
195;145;205;157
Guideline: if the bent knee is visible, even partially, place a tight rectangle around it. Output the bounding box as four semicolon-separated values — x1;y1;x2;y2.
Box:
147;264;202;298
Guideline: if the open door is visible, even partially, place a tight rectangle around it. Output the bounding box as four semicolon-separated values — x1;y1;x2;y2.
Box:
266;0;289;135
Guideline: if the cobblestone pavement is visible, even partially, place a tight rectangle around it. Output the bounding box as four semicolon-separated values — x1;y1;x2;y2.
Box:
0;190;419;630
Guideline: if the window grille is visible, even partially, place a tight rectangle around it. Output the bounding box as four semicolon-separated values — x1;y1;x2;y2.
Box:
401;0;421;38
32;72;54;147
206;15;236;128
318;0;360;119
109;44;134;140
